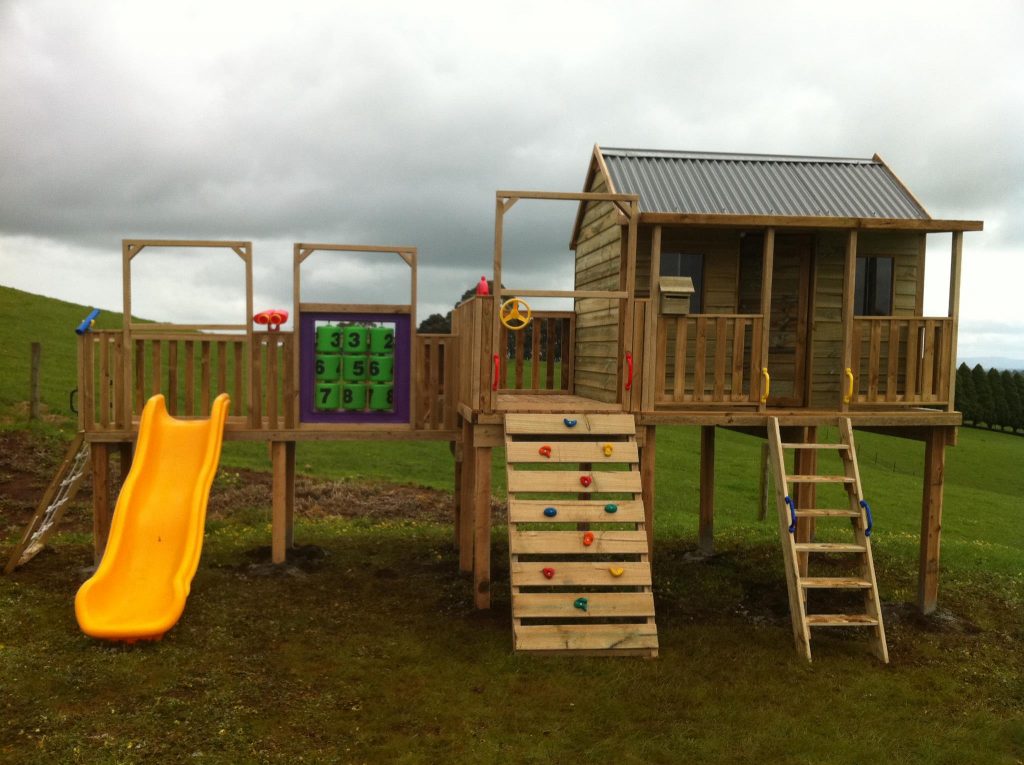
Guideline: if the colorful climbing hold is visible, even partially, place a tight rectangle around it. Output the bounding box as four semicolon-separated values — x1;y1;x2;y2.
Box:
563;418;577;428
582;531;595;547
604;503;618;514
609;566;625;577
542;567;555;579
538;445;552;458
573;597;588;612
602;443;613;457
579;475;593;488
543;506;558;517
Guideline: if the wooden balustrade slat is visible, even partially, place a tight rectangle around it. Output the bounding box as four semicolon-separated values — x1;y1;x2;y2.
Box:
134;339;145;416
545;318;556;389
868;322;881;400
81;335;95;428
732;317;747;401
184;340;195;416
531;320;541;390
655;318;669;402
886;320;899;402
674;318;688;401
693;317;707;402
201;342;212;412
714;316;727;400
151;340;162;398
167;341;178;415
921;320;935;401
905;319;920;401
99;334;111;427
251;339;263;427
233;342;243;410
283;334;295;429
113;334;125;428
514;330;524;388
266;336;279;429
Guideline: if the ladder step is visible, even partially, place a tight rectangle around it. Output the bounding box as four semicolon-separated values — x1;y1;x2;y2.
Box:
794;542;866;553
805;614;879;627
780;443;849;450
794;509;860;518
800;577;873;589
787;475;855;484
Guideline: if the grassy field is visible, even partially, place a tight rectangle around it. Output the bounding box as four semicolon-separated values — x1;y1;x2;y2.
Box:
1;286;1022;763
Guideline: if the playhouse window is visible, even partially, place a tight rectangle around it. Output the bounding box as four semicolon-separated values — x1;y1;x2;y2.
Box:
660;253;703;313
854;256;894;316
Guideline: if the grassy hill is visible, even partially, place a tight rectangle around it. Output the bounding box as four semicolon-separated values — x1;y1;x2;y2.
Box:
1;284;1022;763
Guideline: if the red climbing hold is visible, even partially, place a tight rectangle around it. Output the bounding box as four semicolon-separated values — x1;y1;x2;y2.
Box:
579;475;593;488
538;445;552;458
582;531;595;547
542;567;555;579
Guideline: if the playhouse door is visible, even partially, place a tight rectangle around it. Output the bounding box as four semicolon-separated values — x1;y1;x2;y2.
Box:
766;234;811;407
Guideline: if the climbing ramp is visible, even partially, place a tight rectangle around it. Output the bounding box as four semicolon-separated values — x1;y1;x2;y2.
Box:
766;417;888;662
504;413;658;656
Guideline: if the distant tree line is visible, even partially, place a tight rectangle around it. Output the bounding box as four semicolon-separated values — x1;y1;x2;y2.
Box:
955;363;1024;433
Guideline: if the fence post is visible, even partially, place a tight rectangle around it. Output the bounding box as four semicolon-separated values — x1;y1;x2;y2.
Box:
29;342;41;420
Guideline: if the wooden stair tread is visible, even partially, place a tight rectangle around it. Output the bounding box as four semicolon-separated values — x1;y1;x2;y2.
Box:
513;591;655;618
514;623;658;652
780;443;849;450
793;542;866;553
511;561;651;586
794;509;860;518
800;577;873;589
787;474;855;484
507;470;642;494
805;614;879;627
508;499;644;523
504;413;636;435
510;529;649;554
505;440;639;464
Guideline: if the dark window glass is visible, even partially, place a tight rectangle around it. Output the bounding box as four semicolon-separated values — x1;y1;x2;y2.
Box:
660;253;703;313
855;256;894;316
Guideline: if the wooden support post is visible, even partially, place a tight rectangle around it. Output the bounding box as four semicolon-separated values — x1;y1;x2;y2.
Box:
794;427;817;577
699;425;715;555
116;442;133;483
640;425;656;557
91;442;111;563
459;419;474;573
946;231;963;412
758;443;770;521
271;441;296;564
758;229;775;411
29;342;41;421
918;427;946;614
451;440;462;551
472;437;493;609
841;230;858;411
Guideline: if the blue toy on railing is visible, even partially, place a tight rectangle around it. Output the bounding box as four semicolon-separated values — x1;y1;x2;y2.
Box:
75;308;100;335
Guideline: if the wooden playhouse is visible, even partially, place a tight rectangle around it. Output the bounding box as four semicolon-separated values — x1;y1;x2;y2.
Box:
24;146;984;660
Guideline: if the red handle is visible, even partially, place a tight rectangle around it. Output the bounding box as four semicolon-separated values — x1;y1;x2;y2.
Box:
625;351;634;391
492;353;500;391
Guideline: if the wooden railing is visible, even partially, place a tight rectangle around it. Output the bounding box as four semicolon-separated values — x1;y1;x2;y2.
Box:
652;314;764;406
497;311;575;392
414;334;457;430
850;316;953;405
79;330;295;431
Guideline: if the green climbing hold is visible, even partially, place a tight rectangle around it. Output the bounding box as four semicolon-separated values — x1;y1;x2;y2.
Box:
573;597;588;612
604;503;618;514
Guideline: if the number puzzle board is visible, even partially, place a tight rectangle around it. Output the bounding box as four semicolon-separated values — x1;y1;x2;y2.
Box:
299;311;411;425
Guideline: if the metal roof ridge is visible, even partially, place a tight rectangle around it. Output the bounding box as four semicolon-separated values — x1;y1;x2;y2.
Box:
600;147;876;165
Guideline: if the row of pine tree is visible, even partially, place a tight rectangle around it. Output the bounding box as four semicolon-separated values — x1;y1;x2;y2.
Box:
955;363;1024;433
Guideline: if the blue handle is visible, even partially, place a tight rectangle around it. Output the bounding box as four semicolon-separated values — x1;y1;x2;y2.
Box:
784;496;797;534
75;308;100;335
860;499;873;537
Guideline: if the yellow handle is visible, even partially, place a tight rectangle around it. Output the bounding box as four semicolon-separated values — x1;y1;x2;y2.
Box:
760;367;770;404
844;367;855;404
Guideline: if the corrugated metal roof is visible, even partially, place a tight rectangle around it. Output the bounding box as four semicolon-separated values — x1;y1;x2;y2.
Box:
601;148;930;219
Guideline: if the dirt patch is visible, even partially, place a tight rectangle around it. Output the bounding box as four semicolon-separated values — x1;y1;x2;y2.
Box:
208;468;457;523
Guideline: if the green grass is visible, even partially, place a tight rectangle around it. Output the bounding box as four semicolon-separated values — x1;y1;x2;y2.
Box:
1;284;1023;763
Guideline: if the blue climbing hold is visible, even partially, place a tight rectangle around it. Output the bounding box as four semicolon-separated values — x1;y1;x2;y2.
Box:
563;418;577;428
573;597;588;612
543;506;558;517
604;503;618;514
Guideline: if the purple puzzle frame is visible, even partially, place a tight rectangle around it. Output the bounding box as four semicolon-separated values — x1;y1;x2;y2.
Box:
299;311;411;425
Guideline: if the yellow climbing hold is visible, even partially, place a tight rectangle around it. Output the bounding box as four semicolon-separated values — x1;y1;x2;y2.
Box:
609;566;625;577
602;443;613;457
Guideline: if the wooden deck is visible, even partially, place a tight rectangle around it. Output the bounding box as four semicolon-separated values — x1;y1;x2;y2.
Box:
494;392;622;413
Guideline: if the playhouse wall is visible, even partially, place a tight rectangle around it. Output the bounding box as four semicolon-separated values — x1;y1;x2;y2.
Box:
573;166;622;403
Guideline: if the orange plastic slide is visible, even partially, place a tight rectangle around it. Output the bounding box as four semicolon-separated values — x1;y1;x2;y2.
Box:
75;393;230;641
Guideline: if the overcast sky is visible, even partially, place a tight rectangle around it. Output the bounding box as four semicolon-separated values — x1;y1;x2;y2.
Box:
1;0;1021;361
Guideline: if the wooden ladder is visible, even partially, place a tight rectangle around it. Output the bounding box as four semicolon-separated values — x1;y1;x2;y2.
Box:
504;413;658;656
766;417;888;663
